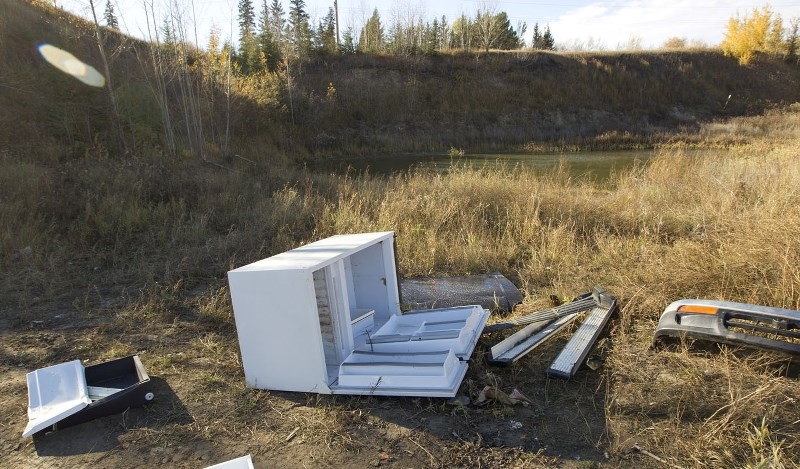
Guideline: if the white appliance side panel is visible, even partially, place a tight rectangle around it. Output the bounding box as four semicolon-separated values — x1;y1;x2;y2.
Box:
381;236;401;316
329;260;355;359
342;257;358;313
230;232;395;272
228;269;331;393
349;240;401;325
349;243;387;315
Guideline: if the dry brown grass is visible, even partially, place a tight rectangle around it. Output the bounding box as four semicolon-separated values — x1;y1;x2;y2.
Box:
290;109;800;466
295;50;800;155
2;108;800;467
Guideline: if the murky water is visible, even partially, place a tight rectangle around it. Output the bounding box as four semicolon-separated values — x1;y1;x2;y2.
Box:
318;150;656;181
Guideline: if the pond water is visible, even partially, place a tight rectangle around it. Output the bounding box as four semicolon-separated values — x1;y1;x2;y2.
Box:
318;150;656;181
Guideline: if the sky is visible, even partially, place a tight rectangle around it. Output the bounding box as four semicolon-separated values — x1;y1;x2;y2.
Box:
57;0;800;50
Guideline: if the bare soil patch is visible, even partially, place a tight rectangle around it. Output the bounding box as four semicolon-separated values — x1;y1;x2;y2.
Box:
0;283;629;468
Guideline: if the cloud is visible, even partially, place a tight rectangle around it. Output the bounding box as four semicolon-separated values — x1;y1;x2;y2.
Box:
550;0;800;49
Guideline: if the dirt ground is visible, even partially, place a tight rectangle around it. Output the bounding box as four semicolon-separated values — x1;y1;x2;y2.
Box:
0;281;650;469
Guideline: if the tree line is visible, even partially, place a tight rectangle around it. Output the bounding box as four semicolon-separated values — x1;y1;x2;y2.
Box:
101;0;554;75
230;1;550;73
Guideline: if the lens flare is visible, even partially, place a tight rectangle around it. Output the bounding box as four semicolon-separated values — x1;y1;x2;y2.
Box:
37;43;105;88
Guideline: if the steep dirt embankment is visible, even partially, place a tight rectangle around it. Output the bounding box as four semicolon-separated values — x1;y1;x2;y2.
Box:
0;1;113;156
291;52;800;154
2;0;800;159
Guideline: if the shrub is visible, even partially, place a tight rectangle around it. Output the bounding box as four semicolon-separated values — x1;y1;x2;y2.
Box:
721;5;785;65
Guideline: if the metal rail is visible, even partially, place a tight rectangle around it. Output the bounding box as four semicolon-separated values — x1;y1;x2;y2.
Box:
547;294;617;379
483;296;596;333
489;313;581;365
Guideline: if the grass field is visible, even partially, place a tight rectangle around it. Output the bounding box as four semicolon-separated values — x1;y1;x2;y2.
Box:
2;107;799;467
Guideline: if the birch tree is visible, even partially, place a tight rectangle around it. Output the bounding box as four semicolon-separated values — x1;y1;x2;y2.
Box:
88;0;126;155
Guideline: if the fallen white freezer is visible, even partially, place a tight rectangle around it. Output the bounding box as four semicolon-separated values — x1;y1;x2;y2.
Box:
227;231;489;397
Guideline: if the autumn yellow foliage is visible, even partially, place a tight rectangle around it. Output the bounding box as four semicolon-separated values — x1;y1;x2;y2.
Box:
721;5;785;65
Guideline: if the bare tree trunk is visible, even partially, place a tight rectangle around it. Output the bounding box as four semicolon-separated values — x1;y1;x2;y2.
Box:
170;2;205;159
334;0;339;48
223;35;232;158
189;0;206;158
88;0;126;156
141;0;176;157
285;56;295;126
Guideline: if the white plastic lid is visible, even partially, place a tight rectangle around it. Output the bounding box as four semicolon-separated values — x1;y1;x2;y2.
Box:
204;455;255;469
23;360;91;437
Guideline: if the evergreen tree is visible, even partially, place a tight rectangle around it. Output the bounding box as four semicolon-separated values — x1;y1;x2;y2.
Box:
238;0;256;44
161;16;175;47
103;0;118;30
787;19;799;64
386;21;405;55
358;9;383;54
238;38;261;74
493;12;519;50
288;0;312;55
439;15;449;50
269;0;286;44
314;7;337;54
267;0;287;61
259;0;269;34
423;19;439;54
542;25;555;50
259;0;281;69
532;23;542;49
340;26;355;54
237;0;259;73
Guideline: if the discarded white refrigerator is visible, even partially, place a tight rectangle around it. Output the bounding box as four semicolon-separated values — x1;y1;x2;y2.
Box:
227;231;488;397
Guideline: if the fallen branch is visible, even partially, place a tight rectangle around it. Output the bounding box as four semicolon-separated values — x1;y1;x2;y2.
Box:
204;159;238;172
632;444;685;469
408;436;439;465
285;426;300;442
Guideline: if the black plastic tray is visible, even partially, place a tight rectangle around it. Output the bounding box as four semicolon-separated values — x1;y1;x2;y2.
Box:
52;355;154;431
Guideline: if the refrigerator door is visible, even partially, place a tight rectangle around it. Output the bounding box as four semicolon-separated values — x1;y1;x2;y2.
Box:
23;360;91;437
332;305;489;397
